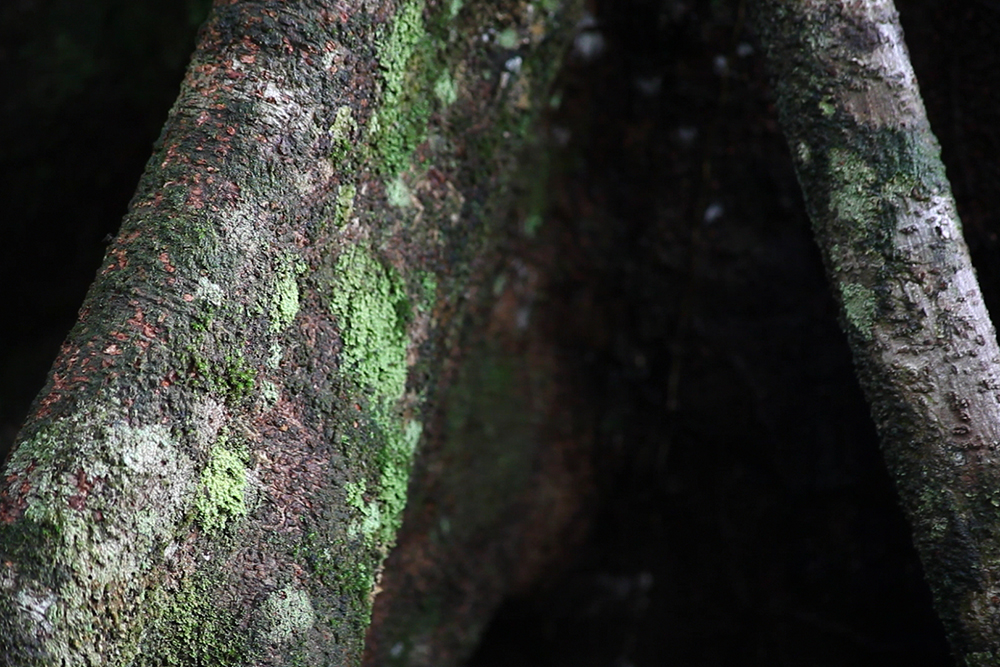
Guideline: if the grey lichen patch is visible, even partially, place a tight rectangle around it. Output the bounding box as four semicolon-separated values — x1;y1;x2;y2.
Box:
194;441;248;535
261;585;316;645
840;282;877;340
827;147;878;230
261;380;280;408
329;245;410;404
1;416;197;664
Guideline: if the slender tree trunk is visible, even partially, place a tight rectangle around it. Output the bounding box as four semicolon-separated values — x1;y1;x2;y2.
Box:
0;0;583;664
753;1;1000;663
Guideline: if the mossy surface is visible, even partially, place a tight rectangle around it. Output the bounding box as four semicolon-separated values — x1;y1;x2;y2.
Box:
140;573;248;667
193;440;248;535
329;246;410;406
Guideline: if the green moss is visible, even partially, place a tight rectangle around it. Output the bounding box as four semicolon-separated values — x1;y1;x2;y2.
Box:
141;574;248;667
187;347;257;403
416;270;438;312
194;442;248;535
329;246;410;404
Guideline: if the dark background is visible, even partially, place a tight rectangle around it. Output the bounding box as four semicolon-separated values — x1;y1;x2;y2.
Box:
3;0;998;664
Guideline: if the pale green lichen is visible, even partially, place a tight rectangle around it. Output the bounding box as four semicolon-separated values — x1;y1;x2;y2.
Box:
828;147;878;229
261;586;316;645
448;0;463;18
345;478;383;540
329;105;357;165
434;69;458;106
496;27;520;49
329;246;410;403
1;416;198;665
194;442;248;534
840;282;877;340
375;419;422;546
261;380;279;408
335;182;357;226
387;175;413;209
271;271;300;332
372;0;431;175
268;342;283;369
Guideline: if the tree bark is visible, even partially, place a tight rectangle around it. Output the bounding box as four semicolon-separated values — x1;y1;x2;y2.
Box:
753;1;1000;663
0;0;583;664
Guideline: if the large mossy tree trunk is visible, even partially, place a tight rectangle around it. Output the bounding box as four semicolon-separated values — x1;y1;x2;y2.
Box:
753;1;1000;663
0;0;587;664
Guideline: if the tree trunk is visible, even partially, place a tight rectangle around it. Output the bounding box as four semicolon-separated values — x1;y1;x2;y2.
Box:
753;1;1000;663
0;0;584;664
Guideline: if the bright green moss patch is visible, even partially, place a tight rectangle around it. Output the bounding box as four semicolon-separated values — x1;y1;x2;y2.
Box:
271;271;300;332
194;442;248;535
329;246;410;404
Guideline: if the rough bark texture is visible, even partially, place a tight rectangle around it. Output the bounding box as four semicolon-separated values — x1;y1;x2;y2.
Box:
0;0;582;664
753;1;1000;664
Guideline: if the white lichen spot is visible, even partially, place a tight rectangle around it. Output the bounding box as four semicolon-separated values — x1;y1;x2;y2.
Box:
573;30;605;61
261;380;280;408
796;142;811;165
387;176;413;209
195;276;224;306
434;70;459;106
268;342;284;369
262;586;316;644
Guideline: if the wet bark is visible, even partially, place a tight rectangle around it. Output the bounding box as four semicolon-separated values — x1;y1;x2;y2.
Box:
753;1;1000;664
0;0;584;665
